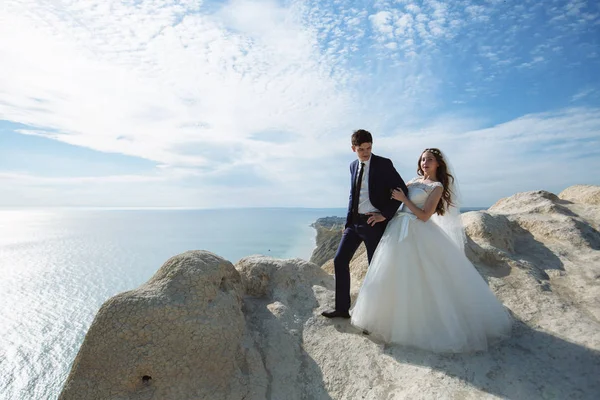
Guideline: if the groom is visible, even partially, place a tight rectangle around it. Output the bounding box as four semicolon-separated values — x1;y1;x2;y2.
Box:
322;129;408;319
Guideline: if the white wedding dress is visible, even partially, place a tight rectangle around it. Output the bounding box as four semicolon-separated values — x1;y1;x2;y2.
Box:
351;179;512;352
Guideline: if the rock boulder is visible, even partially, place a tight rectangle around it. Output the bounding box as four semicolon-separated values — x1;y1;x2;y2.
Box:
59;251;248;400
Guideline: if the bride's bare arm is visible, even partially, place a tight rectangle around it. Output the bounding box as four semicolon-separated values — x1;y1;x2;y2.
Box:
391;186;443;222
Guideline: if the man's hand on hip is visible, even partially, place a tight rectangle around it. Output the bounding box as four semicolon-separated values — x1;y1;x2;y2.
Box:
366;212;386;226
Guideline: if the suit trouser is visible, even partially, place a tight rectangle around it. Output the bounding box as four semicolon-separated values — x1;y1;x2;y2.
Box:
333;217;385;313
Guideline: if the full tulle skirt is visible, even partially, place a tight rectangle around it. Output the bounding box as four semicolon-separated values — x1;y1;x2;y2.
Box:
351;212;512;353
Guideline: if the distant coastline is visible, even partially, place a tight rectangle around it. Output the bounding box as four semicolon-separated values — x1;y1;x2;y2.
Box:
309;207;488;265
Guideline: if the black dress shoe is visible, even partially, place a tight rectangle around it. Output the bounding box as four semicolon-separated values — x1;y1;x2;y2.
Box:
321;309;351;319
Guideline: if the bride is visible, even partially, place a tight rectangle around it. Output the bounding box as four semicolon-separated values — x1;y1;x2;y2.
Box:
351;148;512;352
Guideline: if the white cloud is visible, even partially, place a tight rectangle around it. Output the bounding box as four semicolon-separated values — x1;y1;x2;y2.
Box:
465;5;489;22
0;0;360;170
517;56;545;69
374;108;600;206
1;0;599;208
571;87;597;102
0;171;170;185
370;11;395;35
396;13;413;32
405;4;421;14
2;107;599;208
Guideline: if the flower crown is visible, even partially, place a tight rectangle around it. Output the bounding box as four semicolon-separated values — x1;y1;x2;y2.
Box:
423;148;442;157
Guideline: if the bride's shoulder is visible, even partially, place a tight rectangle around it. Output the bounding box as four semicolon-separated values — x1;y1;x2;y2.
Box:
407;178;444;191
406;176;421;185
425;181;444;192
409;178;443;191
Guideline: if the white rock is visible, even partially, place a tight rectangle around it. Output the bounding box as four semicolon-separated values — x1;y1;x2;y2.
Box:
60;186;600;399
59;250;248;400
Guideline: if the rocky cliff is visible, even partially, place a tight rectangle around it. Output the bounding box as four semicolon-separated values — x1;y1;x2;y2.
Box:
309;216;345;266
60;186;600;400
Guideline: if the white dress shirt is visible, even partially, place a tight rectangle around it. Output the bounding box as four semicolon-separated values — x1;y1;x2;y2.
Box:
356;156;379;214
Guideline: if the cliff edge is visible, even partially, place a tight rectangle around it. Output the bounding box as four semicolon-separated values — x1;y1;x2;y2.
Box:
60;186;600;399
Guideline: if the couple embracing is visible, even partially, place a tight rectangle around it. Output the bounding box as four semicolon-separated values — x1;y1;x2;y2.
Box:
322;129;512;353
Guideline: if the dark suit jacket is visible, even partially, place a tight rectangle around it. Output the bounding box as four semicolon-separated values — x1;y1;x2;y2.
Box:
345;154;408;228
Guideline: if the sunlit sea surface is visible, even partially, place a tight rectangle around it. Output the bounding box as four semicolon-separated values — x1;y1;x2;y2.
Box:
0;207;345;399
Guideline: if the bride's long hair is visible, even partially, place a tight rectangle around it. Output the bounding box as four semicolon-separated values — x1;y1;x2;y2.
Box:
417;148;455;216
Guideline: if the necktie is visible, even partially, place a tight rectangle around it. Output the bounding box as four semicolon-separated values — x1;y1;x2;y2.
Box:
352;162;365;216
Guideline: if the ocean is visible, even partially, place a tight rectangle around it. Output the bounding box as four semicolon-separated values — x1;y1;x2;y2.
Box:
0;207;346;400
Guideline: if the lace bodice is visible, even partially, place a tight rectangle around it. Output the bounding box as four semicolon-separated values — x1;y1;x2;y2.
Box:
400;178;443;212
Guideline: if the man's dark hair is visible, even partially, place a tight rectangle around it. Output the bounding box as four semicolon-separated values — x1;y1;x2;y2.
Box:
351;129;373;146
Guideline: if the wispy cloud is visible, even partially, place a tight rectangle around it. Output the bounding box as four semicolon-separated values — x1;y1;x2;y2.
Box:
0;171;169;185
571;87;598;102
517;56;546;69
3;107;599;207
1;0;599;207
1;0;359;164
376;107;600;206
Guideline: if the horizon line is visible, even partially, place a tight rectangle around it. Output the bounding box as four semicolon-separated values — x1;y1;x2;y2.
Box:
0;205;489;211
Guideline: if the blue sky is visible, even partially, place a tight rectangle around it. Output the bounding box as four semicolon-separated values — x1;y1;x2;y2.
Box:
1;0;599;208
